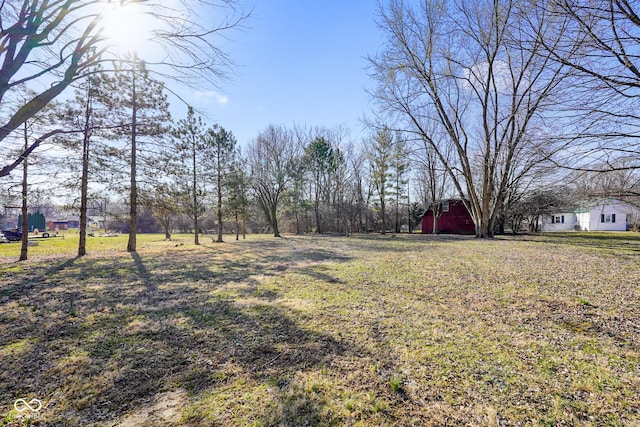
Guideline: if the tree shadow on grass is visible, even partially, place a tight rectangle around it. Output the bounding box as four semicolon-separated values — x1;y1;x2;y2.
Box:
129;251;157;296
0;245;377;426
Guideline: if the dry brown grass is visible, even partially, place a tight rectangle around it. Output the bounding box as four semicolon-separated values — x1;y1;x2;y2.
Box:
0;233;638;426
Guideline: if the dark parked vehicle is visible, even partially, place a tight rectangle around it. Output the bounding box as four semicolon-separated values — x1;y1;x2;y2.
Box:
1;229;22;241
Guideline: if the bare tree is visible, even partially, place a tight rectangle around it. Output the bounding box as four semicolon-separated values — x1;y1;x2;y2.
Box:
247;125;299;238
571;167;640;202
415;134;453;234
539;0;640;172
0;0;248;177
348;145;369;233
370;0;572;237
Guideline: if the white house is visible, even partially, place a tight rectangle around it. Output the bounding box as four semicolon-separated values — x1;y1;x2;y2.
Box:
542;199;634;232
542;211;577;232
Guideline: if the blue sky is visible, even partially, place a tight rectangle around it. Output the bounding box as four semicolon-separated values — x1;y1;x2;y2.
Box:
180;1;384;147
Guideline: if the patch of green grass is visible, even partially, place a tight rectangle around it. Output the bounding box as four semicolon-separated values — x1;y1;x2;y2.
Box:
0;232;195;259
389;376;402;393
578;297;594;307
0;338;34;357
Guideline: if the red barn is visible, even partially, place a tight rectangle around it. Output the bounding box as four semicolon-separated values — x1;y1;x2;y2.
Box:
422;199;475;234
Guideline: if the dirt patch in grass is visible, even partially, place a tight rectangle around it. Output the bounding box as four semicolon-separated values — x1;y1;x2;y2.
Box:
0;234;638;426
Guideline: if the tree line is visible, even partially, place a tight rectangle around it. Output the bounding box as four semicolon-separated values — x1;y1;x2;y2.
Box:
1;76;427;257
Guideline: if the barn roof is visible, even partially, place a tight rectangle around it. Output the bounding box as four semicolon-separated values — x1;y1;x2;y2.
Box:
421;198;467;217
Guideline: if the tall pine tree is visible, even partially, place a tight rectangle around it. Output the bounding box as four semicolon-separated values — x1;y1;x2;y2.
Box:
107;57;170;252
171;107;208;245
57;69;116;256
207;125;237;243
227;153;250;240
368;127;394;234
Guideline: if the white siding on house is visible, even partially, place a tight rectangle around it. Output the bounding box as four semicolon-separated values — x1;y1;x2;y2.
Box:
586;204;627;231
541;213;576;231
543;199;631;232
576;212;590;231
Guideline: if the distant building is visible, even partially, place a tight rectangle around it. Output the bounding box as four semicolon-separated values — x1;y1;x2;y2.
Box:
422;199;475;234
46;217;80;231
48;220;68;231
542;199;635;232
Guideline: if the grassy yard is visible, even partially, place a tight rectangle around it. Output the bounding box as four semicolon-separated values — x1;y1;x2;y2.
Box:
0;233;638;426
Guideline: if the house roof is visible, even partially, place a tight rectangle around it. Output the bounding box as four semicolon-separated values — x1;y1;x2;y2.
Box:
573;198;627;213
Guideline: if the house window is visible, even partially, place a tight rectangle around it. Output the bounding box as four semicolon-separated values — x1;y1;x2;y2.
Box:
600;214;616;223
551;215;564;224
442;201;450;212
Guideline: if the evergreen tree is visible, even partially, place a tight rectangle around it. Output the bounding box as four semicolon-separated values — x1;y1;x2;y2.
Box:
303;137;337;233
107;57;170;251
12;92;59;261
369;127;394;234
283;155;309;234
408;202;424;233
206;125;237;243
227;153;250;240
57;69;115;256
391;134;410;233
171;106;208;245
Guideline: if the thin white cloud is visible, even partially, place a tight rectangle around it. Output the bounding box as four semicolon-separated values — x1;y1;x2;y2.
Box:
194;90;229;106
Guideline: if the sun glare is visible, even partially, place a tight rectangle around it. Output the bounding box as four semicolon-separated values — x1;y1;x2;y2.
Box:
99;2;155;55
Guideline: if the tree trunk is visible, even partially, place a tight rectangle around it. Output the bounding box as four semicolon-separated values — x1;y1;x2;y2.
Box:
407;189;411;233
19;125;28;261
294;208;301;234
127;67;138;253
192;141;199;245
78;83;91;257
314;183;321;233
476;218;492;238
271;205;280;237
395;197;399;233
78;132;89;256
162;213;171;240
216;149;224;243
235;212;239;241
216;190;223;243
432;213;439;235
380;198;386;234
